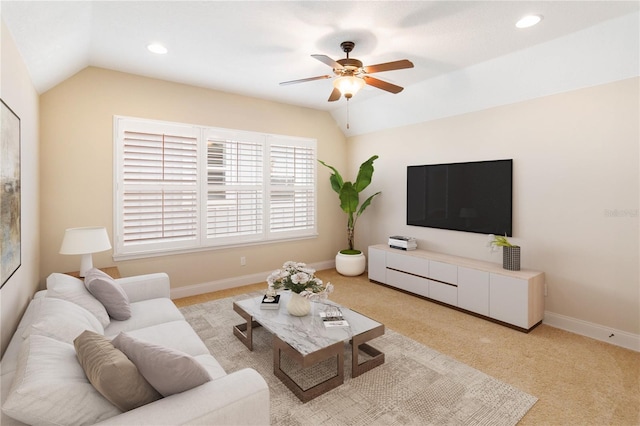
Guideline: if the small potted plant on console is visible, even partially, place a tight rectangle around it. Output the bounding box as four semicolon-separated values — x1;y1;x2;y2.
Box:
318;155;381;276
488;234;521;271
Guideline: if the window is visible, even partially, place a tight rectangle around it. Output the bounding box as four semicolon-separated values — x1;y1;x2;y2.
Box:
114;117;317;259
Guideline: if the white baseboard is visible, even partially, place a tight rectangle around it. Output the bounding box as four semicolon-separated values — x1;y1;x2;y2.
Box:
544;311;640;352
170;260;335;300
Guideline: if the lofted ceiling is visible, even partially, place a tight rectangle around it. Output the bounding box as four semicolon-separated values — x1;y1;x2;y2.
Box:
2;1;639;131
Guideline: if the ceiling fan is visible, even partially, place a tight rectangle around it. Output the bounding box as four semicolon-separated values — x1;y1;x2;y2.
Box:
280;41;414;102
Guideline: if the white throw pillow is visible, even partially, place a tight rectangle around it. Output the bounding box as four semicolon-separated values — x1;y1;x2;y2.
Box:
46;273;110;327
84;268;132;320
2;334;121;426
23;297;104;343
112;332;211;397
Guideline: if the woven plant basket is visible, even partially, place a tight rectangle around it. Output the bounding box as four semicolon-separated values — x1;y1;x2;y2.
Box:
503;246;521;271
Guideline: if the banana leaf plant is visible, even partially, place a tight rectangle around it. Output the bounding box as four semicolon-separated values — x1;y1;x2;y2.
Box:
318;155;381;253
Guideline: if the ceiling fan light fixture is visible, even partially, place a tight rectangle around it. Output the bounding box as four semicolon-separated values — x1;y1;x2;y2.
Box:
333;76;365;99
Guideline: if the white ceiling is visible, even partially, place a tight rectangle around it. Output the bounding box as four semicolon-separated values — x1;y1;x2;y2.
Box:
2;1;639;128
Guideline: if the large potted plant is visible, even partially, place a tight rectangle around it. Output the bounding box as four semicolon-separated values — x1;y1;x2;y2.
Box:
318;155;381;276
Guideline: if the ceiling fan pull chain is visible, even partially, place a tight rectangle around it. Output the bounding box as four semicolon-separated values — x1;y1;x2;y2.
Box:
346;99;350;129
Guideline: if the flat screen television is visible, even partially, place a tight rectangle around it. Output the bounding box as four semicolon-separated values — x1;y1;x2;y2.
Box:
407;159;512;236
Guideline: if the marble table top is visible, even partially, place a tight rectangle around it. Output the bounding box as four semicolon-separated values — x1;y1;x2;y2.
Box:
234;292;383;356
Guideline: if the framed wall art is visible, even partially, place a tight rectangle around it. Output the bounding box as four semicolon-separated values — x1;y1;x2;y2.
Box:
1;99;21;288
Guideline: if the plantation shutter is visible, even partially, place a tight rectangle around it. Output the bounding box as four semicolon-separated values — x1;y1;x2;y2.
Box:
115;118;200;255
268;138;316;238
205;130;264;244
114;116;317;259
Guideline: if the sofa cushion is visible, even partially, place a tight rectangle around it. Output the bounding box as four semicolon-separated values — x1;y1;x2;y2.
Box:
46;273;110;327
115;320;210;357
103;298;185;336
2;334;121;426
23;297;104;343
112;332;212;397
74;330;161;411
2;294;46;376
193;354;227;380
85;268;132;320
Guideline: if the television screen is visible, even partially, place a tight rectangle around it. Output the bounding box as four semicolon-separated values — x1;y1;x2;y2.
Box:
407;159;512;236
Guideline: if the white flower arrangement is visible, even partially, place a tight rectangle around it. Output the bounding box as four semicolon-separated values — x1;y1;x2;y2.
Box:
267;261;334;299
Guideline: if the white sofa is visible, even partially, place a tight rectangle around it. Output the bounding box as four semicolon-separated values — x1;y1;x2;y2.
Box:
0;272;270;425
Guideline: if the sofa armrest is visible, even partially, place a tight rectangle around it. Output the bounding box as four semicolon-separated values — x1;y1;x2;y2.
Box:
115;273;170;302
94;368;270;426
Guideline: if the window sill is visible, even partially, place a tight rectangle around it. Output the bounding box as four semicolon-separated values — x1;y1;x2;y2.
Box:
112;233;318;262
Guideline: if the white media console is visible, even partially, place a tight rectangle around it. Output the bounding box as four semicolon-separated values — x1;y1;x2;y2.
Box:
368;244;545;332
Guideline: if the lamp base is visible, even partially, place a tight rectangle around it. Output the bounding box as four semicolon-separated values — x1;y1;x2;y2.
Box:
79;254;94;278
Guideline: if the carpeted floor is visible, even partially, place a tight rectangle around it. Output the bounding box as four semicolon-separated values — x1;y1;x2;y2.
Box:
174;269;640;425
180;292;537;425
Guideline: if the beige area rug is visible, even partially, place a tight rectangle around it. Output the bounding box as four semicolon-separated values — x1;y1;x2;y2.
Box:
180;293;537;426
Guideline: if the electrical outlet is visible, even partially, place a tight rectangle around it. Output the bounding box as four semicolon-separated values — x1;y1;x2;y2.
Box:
240;256;246;266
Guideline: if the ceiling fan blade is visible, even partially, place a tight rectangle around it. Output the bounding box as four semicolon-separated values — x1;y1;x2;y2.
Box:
312;54;344;69
363;59;414;74
279;75;332;86
328;87;341;102
363;76;404;94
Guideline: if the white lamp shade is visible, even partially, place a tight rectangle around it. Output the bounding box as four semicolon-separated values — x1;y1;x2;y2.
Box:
60;227;112;277
59;227;112;255
333;76;365;98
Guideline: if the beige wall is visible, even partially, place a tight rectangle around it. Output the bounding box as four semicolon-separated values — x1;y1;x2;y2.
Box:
0;21;40;355
348;77;639;335
39;67;347;290
3;54;637;354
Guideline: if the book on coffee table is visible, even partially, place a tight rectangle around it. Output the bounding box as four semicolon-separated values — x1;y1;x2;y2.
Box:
319;310;349;328
260;294;280;309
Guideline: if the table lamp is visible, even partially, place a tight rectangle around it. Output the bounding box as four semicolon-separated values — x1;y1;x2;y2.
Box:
59;227;112;277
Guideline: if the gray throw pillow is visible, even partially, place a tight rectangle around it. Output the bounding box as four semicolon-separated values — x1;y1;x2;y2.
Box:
74;330;161;411
84;268;131;320
111;332;211;397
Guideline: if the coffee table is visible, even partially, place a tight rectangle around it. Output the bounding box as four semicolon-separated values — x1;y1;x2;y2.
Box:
233;292;385;402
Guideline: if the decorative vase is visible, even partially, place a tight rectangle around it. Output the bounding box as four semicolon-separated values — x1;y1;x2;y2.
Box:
335;251;366;276
287;292;311;316
503;246;521;271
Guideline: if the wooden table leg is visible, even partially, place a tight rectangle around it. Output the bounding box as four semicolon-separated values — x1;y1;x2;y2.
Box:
351;324;385;378
233;302;261;351
273;335;344;403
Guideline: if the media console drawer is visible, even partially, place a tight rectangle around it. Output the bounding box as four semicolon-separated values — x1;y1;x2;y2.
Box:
386;269;429;298
458;267;490;316
429;260;457;284
428;280;457;305
387;251;428;277
368;245;545;332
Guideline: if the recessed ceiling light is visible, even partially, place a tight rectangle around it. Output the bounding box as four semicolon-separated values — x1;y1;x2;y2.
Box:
147;43;168;54
516;15;543;29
